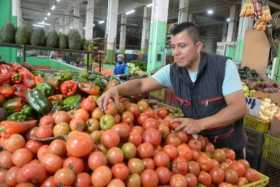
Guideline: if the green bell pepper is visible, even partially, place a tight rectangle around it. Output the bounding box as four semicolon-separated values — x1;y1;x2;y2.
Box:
62;95;81;111
7;105;33;121
35;83;53;97
26;89;52;114
3;97;24;114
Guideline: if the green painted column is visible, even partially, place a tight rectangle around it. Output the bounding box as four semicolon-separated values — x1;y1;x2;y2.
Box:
105;0;119;64
0;0;18;62
147;0;169;74
234;0;253;63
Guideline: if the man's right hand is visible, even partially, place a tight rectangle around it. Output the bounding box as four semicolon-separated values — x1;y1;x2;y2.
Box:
97;87;120;112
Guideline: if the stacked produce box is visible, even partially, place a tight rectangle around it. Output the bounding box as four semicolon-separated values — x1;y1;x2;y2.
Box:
0;63;269;186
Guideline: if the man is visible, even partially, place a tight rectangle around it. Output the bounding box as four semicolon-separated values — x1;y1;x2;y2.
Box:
98;22;247;158
113;54;128;76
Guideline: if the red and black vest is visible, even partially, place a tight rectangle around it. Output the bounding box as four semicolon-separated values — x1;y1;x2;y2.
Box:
170;52;246;150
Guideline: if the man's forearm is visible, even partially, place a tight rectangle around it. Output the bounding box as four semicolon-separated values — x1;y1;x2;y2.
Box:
116;79;144;97
200;104;247;130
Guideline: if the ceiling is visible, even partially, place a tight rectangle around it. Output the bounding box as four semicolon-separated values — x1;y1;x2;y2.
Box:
21;0;280;49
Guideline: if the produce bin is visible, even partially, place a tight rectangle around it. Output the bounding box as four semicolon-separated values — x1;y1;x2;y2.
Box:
262;133;280;168
245;127;264;169
242;173;269;187
260;159;280;187
244;114;271;133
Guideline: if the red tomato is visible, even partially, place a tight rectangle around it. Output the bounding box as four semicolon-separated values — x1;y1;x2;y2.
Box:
3;134;25;152
41;176;56;187
137;142;154;158
205;143;215;153
53;111;71;124
5;167;19;186
170;174;187;187
185;173;198;187
177;144;193;161
188;161;201;176
224;148;236;160
66;131;94;157
91;166;112;187
80;97;96;112
225;168;239;184
213;149;226;163
143;118;158;129
54;168;76;186
239;159;250;170
107;179;125;187
48;139;66;157
198;154;214;172
37;145;49;160
35;126;53;138
129;131;142;146
166;134;181;146
163;144;178;160
127;173;141;187
156;167;171;185
157;108;169;119
172;157;188;175
40;153;63;173
210;167;225;184
141;169;159;187
11;148;33;167
198;171;212;186
69;118;86;131
25;140;42;154
73;109;89;121
154;151;170;167
39;115;55;128
92;108;104;120
107;147;124;165
17;160;47;184
177;131;189;143
63;157;85;174
101;130;120;148
122;111;134;124
230;161;246;177
88;151;107;170
112;123;131;140
238;177;249;186
143;158;155;169
188;139;202;151
75;172;91;187
246;168;261;182
128;158;145;174
0;151;13;169
112;163;129;181
143;128;161;146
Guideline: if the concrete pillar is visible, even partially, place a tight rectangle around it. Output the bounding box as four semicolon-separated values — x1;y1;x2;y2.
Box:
235;0;253;62
141;7;150;54
222;23;228;42
12;0;22;26
147;0;169;74
85;0;94;40
105;0;119;64
178;0;190;23
119;14;127;54
226;5;237;42
64;16;69;34
73;2;82;35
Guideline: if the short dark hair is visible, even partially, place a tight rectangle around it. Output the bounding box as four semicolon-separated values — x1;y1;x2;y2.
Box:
170;22;201;43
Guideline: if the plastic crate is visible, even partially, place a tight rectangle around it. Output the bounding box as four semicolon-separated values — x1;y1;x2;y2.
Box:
245;127;264;169
244;114;271;133
242;173;269;187
262;133;280;168
260;159;280;187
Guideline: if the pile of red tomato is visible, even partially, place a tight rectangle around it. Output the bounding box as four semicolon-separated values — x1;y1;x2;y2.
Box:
0;97;262;187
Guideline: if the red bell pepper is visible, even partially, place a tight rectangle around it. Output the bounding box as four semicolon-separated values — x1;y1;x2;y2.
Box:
11;72;22;84
60;80;78;96
22;73;35;88
0;73;11;85
79;82;100;96
13;84;27;99
0;84;15;98
34;75;44;85
0;120;37;137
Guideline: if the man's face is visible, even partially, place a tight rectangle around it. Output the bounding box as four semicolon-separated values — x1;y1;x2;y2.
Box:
170;31;203;68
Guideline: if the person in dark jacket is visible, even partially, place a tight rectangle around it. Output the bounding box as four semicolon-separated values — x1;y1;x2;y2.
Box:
97;22;247;158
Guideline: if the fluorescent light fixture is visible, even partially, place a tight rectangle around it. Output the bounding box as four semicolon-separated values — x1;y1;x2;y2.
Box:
146;3;152;8
125;9;135;15
70;26;73;29
47;12;51;16
226;17;231;22
98;20;104;24
51;5;56;10
33;24;45;28
56;0;60;2
44;17;47;21
38;21;50;26
207;9;214;15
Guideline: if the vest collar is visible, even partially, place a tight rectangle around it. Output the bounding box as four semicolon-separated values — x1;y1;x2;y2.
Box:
175;52;208;85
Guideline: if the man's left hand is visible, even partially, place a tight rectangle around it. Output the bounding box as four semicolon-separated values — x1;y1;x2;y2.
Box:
171;118;206;134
